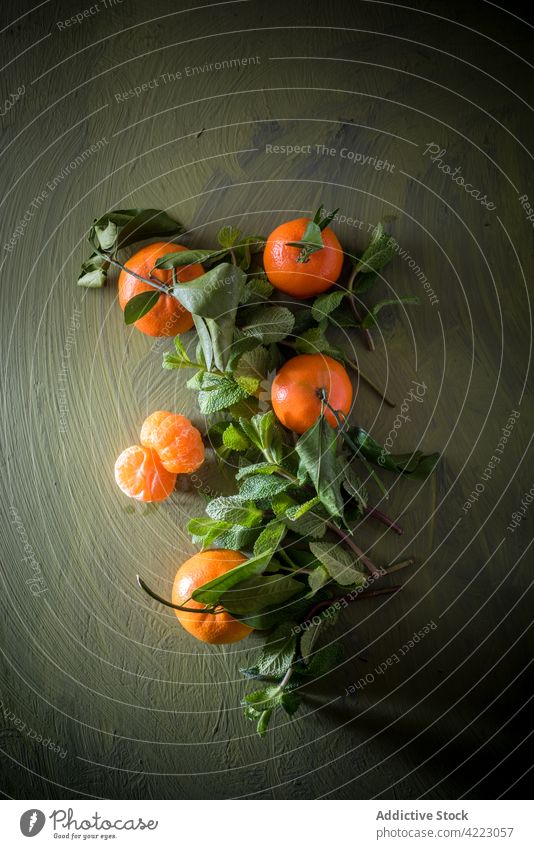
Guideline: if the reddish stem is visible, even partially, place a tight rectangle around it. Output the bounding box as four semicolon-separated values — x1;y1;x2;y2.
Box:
325;520;380;578
364;506;404;535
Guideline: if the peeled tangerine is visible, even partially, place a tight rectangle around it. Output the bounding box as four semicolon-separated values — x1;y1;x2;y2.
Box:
114;445;176;502
140;411;205;474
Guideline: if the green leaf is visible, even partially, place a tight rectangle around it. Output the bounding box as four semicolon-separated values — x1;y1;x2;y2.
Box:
285;496;321;521
192;549;276;604
342;464;368;512
77;253;108;288
172;263;245;319
293;320;344;357
226;335;263;372
94;219;118;251
212;525;261;551
206;495;263;527
222;423;250;452
355;222;397;276
234;344;270;383
89;208;181;255
238;411;284;464
240;305;295;344
309;541;366;586
253;521;287;555
218;225;241;249
235;462;280;480
239;274;273;305
285;206;340;263
153;249;214;269
349;427;439;479
115;209;182;250
238;474;293;501
306;644;344;676
311;290;346;322
284;510;327;539
124;290;161;324
256;623;298;677
361;296;419;329
295;416;344;517
308;565;330;593
197;374;249;414
187;517;233;548
234;374;261;396
283;505;328;539
221;574;304;615
192;316;214;371
162;334;195;369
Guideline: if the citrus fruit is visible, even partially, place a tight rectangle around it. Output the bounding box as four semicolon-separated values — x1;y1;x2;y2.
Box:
114;444;177;502
172;550;253;644
140;411;205;474
271;353;353;434
263;217;343;298
118;242;204;337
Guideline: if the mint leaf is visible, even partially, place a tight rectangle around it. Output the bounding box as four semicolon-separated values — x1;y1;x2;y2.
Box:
253;520;287;555
238;411;284;464
222;423;250;452
218;225;241;249
238;474;293;501
361;296;419;329
308;565;329;593
197;374;248;414
311;290;346;322
239;274;273;305
309;541;366;586
206;495;263;527
236;462;281;480
285;496;321;520
306;644;344;676
213;525;261;551
355;222;397;276
293;320;343;357
187;517;233;547
241;305;295;343
256;623;297;677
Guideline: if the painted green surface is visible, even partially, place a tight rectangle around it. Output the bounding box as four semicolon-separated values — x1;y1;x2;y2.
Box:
0;0;532;799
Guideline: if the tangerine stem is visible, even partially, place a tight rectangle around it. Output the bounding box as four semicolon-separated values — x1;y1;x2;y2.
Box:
136;575;223;615
98;252;169;295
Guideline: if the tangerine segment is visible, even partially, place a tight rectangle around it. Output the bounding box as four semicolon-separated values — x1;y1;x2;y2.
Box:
172;550;253;644
263;218;343;298
114;445;177;502
118;242;204;337
140;411;205;474
271;353;353;434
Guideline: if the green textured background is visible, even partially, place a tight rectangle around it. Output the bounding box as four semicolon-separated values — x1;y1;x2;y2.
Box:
1;0;533;799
